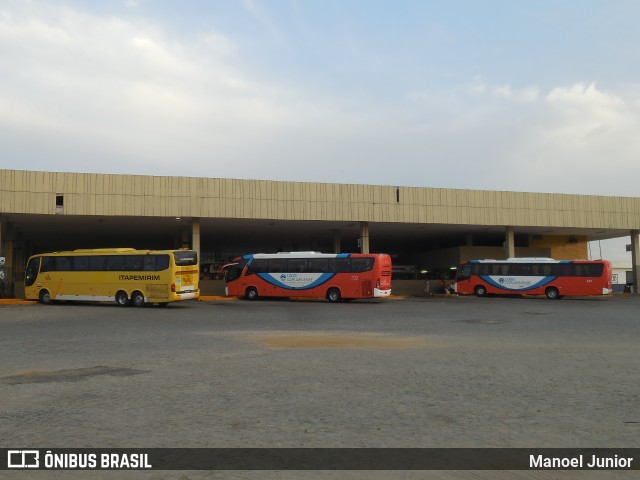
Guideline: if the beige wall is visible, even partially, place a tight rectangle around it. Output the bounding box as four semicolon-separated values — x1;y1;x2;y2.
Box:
529;235;589;260
2;169;640;230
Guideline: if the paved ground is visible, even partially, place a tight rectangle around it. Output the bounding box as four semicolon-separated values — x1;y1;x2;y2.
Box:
1;295;639;479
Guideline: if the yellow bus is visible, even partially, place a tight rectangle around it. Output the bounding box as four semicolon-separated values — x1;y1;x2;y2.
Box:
24;248;199;306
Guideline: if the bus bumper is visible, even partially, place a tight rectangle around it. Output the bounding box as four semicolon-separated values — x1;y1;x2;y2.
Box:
176;290;198;301
374;288;391;298
602;287;612;295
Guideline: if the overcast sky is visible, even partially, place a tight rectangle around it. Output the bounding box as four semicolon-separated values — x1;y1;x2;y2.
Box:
0;0;637;261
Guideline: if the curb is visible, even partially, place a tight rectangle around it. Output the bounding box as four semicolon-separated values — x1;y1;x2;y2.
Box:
198;296;239;301
0;299;37;305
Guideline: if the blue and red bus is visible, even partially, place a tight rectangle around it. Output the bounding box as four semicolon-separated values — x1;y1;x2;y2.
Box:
455;258;612;299
223;252;392;302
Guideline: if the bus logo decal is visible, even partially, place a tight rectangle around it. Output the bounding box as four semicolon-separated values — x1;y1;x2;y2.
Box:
482;275;556;291
118;274;161;281
258;272;336;290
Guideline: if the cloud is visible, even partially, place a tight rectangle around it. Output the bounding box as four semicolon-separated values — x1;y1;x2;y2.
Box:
0;3;639;198
241;0;284;44
406;79;640;195
516;82;640;187
0;2;290;170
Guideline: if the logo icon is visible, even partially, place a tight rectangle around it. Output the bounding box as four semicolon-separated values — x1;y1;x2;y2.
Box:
499;278;505;284
280;274;287;281
8;450;40;469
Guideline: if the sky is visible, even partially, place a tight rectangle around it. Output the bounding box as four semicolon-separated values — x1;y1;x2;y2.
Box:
0;0;638;261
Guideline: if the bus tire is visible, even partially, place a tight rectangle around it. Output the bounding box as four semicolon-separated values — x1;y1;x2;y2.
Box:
327;288;341;303
131;291;145;307
545;287;560;300
115;290;130;307
39;289;52;305
474;285;487;297
245;287;258;301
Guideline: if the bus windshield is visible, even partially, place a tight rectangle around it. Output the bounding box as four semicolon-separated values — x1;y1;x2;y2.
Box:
223;264;242;282
456;263;471;281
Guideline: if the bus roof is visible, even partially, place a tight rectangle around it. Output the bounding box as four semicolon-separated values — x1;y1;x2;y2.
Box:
472;257;556;263
31;248;194;256
466;257;603;264
246;252;347;259
242;252;384;259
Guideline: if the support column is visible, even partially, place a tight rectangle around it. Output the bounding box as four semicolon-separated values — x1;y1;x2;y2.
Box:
0;219;4;297
192;218;201;261
333;229;341;254
181;228;189;249
505;226;515;259
1;221;15;297
631;230;639;294
359;222;370;254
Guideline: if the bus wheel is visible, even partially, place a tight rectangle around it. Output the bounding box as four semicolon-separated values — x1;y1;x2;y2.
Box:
39;289;52;305
474;285;487;297
246;287;258;301
131;291;145;307
545;287;560;300
327;288;341;303
115;291;130;307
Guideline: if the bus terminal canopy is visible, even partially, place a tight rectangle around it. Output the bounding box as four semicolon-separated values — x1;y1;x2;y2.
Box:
0;169;639;296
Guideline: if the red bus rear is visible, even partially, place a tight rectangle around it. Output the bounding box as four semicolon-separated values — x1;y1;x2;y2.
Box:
223;252;392;302
455;258;612;299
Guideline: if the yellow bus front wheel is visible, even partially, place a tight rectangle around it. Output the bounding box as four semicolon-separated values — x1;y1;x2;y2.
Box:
39;289;52;305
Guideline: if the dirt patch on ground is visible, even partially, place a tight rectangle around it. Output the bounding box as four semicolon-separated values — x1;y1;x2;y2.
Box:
253;333;429;349
1;366;148;384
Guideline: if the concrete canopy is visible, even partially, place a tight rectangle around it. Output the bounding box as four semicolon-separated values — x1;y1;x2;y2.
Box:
1;169;639;295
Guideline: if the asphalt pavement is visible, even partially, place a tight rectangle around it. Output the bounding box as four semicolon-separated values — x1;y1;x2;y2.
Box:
1;295;639;479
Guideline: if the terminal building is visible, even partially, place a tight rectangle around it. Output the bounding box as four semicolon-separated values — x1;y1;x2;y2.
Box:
1;169;639;296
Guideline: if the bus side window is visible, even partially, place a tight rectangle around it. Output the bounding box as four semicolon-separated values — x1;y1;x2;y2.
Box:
588;264;603;277
329;258;350;273
41;256;54;272
145;255;168;271
351;258;374;272
125;255;144;271
288;259;307;272
308;259;328;273
73;256;88;271
268;259;287;273
57;256;72;271
246;259;267;275
89;256;107;271
106;256;125;271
